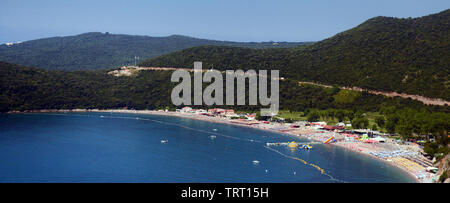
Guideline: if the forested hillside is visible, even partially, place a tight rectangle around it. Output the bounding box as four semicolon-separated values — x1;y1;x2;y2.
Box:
0;33;308;71
1;61;447;114
141;9;450;100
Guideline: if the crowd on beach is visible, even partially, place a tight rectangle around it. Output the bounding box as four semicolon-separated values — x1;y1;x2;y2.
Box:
10;107;439;182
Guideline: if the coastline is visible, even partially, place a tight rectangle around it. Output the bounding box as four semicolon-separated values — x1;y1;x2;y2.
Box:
7;108;425;183
332;142;421;183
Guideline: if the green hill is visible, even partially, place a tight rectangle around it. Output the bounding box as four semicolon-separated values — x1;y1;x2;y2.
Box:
0;32;309;71
1;61;447;114
141;9;450;100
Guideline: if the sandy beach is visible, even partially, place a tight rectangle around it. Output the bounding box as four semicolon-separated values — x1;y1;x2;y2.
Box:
8;108;436;183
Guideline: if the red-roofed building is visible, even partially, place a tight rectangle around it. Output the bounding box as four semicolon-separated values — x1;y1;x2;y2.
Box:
208;108;225;115
321;125;344;131
225;109;235;115
247;114;256;120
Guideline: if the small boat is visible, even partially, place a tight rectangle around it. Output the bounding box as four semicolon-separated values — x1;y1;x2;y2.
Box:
253;160;260;165
209;135;216;139
161;140;168;144
212;129;218;131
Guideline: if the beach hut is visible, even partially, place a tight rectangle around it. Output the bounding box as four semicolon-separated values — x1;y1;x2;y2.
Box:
181;107;193;113
311;122;327;126
321;125;344;131
247;114;256;120
225;109;235;115
195;109;207;114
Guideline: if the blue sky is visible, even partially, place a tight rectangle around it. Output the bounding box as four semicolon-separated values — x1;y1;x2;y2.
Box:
0;0;449;44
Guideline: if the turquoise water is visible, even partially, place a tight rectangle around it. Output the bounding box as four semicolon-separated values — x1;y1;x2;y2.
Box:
0;113;415;183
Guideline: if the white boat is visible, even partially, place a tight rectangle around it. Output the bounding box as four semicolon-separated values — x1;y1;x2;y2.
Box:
161;140;168;144
253;160;260;165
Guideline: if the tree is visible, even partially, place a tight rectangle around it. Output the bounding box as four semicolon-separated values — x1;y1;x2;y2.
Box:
336;110;345;122
396;123;412;140
423;141;439;157
375;116;385;128
355;110;365;118
347;111;355;122
362;118;369;129
307;111;320;122
385;114;399;134
327;109;336;120
331;85;341;95
371;124;378;131
352;117;369;129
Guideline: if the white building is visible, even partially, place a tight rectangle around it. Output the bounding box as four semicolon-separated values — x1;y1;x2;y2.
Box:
195;109;207;114
180;107;193;113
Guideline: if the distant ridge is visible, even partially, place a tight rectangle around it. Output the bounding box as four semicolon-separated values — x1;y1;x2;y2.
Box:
0;32;309;71
141;9;450;100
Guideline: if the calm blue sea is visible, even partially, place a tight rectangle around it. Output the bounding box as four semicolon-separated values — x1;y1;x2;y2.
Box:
0;113;415;183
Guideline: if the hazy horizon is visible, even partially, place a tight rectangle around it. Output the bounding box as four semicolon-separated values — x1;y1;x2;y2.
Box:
1;0;449;44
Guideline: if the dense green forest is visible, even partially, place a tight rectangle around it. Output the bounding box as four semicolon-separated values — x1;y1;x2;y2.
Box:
0;32;309;71
141;9;450;100
1;61;448;114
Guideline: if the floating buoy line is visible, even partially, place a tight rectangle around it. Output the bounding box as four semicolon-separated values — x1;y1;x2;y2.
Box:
263;146;345;183
39;112;344;182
